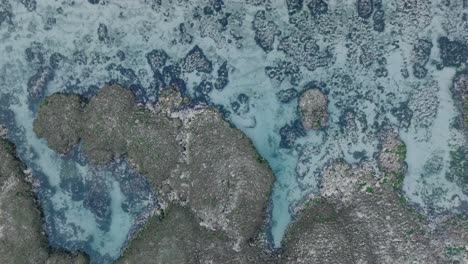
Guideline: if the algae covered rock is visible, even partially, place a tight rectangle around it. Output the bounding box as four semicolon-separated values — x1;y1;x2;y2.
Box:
0;137;88;264
298;88;328;129
34;84;274;261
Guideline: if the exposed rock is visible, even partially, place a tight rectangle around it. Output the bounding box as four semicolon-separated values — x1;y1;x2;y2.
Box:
33;94;83;154
376;129;407;190
0;137;88;264
283;161;467;263
34;84;274;258
116;205;267;264
298;88;328;129
164;107;273;245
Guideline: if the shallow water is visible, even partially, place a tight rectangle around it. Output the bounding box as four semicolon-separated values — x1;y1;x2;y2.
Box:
0;0;466;261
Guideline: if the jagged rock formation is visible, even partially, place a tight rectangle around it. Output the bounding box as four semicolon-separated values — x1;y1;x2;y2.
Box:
34;84;274;262
0;135;88;264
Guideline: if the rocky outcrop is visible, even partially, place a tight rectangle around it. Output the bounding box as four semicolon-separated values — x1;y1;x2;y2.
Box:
282;161;468;264
376;128;407;190
298;88;328;129
116;205;268;264
34;84;274;262
34;94;84;153
0;137;88;264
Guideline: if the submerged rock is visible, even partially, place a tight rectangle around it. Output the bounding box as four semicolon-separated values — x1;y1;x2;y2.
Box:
283;161;468;263
34;84;274;260
308;0;328;16
27;66;54;102
252;10;280;53
356;0;373;19
298;88;328;129
146;49;168;73
182;45;213;73
0;137;88;264
438;37;468;67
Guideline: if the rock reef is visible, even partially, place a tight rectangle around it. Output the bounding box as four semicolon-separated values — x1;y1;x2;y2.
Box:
34;84;274;262
0;135;88;264
33;84;467;263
